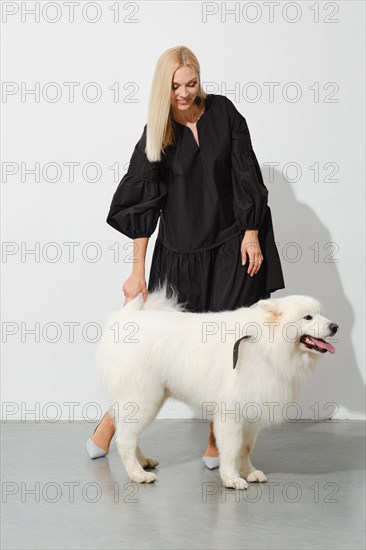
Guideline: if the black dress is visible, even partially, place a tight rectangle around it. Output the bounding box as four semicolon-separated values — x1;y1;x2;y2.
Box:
106;93;285;312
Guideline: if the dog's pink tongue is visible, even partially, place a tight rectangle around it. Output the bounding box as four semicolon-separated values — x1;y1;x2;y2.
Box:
309;337;336;354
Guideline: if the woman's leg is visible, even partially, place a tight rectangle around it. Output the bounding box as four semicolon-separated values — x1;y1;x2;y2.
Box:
91;411;116;452
202;419;219;457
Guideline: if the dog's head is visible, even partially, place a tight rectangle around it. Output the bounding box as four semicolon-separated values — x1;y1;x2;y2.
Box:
256;295;338;356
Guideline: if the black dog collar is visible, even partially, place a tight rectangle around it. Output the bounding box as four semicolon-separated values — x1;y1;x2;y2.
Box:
233;335;252;369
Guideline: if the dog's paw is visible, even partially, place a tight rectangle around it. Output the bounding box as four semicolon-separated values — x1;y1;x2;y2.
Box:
139;456;159;469
246;470;267;483
130;471;157;484
222;477;249;490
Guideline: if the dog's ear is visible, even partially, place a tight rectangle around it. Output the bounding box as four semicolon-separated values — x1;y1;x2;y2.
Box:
257;299;282;322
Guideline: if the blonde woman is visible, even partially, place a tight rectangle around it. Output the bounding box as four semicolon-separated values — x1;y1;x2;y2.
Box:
86;46;285;469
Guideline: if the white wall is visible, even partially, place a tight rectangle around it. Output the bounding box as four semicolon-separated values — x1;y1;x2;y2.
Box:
2;1;365;421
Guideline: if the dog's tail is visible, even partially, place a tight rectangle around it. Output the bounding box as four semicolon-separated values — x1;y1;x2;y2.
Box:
122;293;145;311
125;278;188;312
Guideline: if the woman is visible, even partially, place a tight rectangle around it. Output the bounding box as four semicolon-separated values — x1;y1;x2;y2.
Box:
86;45;285;468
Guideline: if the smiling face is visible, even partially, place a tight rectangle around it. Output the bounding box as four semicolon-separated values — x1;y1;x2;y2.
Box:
258;296;338;356
171;65;200;112
298;312;338;355
284;297;338;355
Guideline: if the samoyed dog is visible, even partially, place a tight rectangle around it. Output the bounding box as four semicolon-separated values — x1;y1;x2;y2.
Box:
97;284;338;490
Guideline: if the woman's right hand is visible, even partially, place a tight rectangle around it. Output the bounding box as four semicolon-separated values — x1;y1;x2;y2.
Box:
122;273;148;305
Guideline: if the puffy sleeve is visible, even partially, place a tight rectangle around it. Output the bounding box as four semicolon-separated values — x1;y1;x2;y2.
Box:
106;124;167;239
225;97;269;231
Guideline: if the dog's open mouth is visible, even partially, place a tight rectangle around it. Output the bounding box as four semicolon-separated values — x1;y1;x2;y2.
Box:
300;334;336;354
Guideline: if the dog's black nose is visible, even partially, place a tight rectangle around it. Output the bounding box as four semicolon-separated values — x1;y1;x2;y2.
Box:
329;322;338;334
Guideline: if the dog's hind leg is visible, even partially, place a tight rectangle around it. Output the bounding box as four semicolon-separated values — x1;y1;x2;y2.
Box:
136;446;159;469
116;430;156;484
115;393;166;483
213;419;249;490
136;390;169;469
238;424;267;482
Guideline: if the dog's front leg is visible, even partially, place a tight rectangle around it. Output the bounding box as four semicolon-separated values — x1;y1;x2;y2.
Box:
214;420;248;490
238;424;267;483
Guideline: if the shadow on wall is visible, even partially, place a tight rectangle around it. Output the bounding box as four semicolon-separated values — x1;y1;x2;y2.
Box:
268;167;364;419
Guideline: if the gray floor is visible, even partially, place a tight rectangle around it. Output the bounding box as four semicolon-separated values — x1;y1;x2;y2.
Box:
1;420;365;550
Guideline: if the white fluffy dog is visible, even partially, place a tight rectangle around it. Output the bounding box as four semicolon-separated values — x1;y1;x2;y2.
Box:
97;284;338;490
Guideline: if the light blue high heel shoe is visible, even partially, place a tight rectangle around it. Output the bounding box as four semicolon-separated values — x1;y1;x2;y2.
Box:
85;417;109;459
201;456;220;469
86;437;108;459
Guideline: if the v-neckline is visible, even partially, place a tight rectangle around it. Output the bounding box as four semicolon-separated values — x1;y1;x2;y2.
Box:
187;121;201;149
174;120;202;149
171;94;213;149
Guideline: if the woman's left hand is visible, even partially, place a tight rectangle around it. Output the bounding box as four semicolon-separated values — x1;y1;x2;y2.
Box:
241;230;264;276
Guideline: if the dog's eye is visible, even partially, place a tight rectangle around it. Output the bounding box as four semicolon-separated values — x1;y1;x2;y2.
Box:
303;315;313;320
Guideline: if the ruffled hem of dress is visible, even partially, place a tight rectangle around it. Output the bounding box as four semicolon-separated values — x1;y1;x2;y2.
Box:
148;230;285;312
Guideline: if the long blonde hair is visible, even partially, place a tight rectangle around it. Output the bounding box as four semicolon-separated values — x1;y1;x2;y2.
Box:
145;46;208;162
